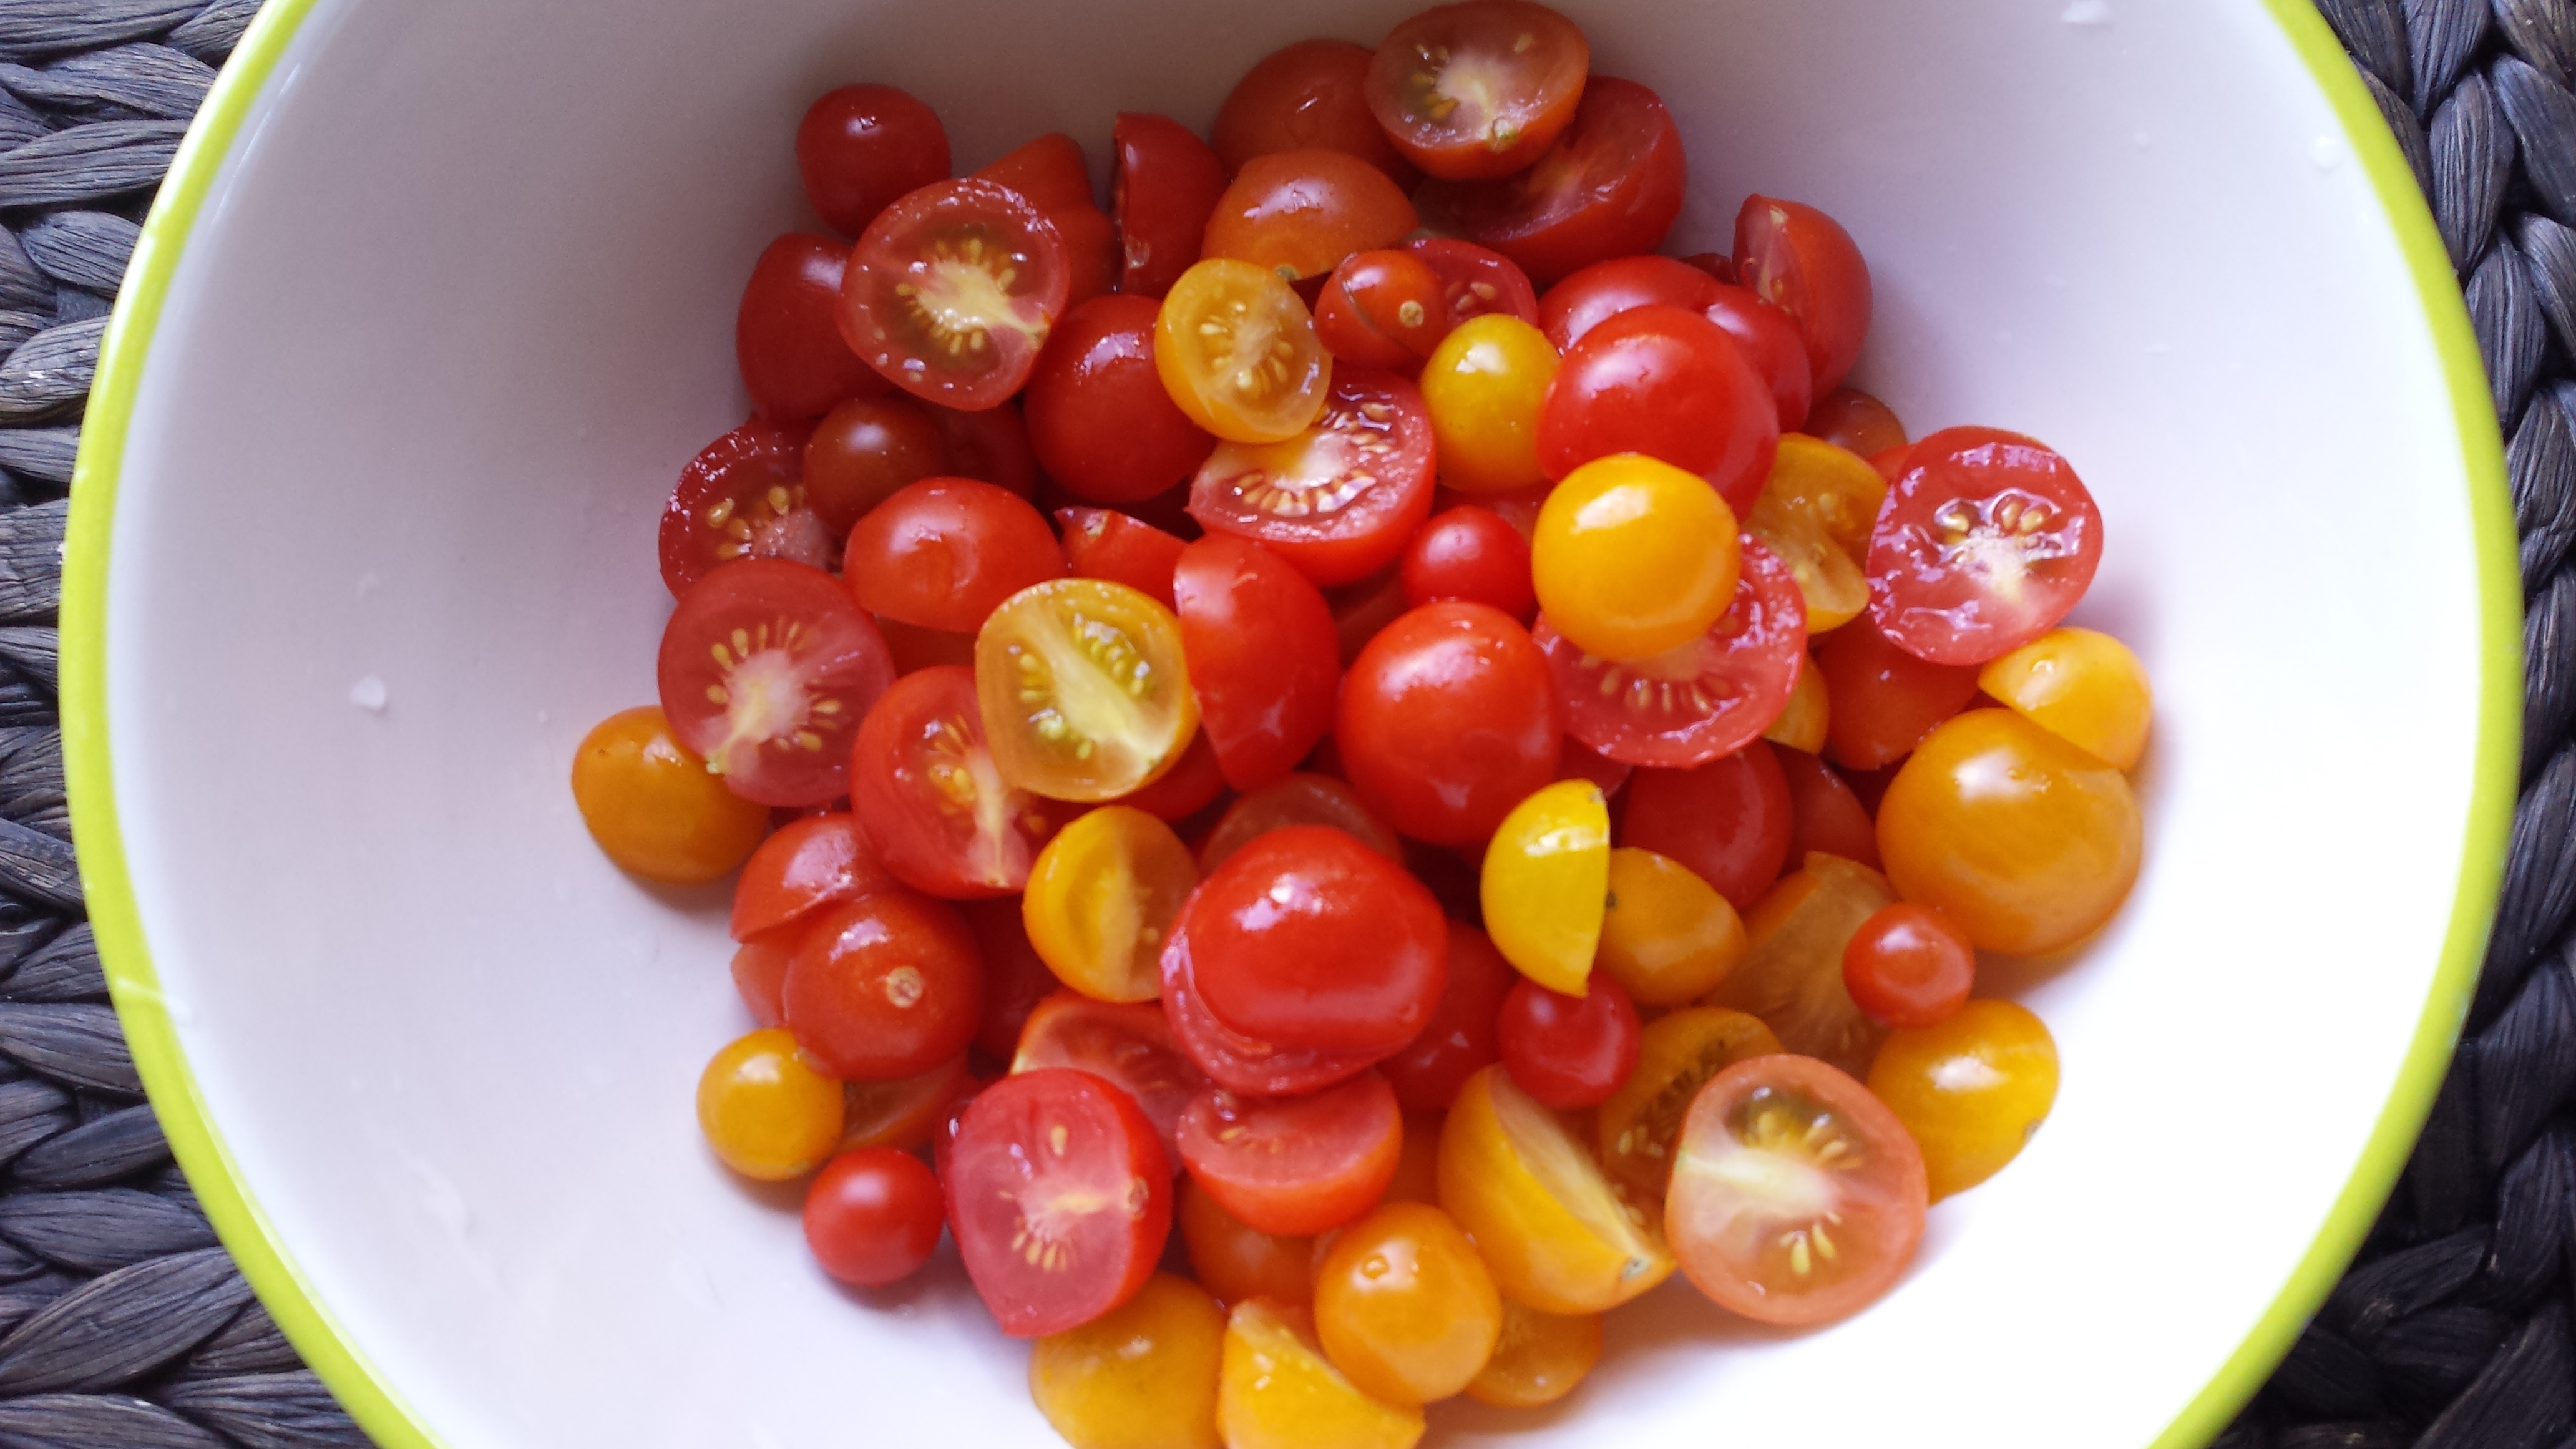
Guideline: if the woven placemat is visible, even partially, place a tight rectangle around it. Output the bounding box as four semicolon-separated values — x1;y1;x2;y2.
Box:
0;1;2564;1446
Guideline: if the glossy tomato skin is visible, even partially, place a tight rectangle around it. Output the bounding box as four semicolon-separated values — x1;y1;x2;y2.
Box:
783;890;982;1080
804;394;949;534
1405;238;1540;327
1337;602;1561;846
842;477;1065;633
731;933;794;1027
1180;824;1448;1053
851;665;1061;897
1314;249;1451;371
1807;387;1909;457
1214;39;1420;186
1412;76;1687;286
1815;610;1982;771
1161;910;1393;1096
1842;903;1975;1028
977;134;1117;307
1171;536;1341;791
1536;255;1723;353
731;812;895;941
1058;508;1188;610
1700;283;1816;434
797;84;950;237
1201;149;1418;283
947;1068;1173;1338
1866;427;2104;667
1114;112;1229;299
1025;296;1217;505
1497;976;1641;1110
1188;369;1436;588
1011;991;1210;1166
1178;1072;1403;1237
841;178;1070;411
1380;924;1516;1113
1400;505;1535;620
1536;304;1780;515
573;707;772;885
1734;195;1873;396
1364;0;1590;181
804;1148;944;1287
738;235;888;422
656;560;897;807
658;419;832;597
1619;739;1793;911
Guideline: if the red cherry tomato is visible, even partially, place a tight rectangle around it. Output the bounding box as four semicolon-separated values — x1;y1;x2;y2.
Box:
935;400;1042;498
657;560;896;807
1842;903;1975;1028
732;930;794;1028
1777;746;1881;871
1025;295;1217;505
1176;1071;1403;1236
851;665;1061;897
1113;112;1229;300
1866;427;2104;666
1337;602;1561;847
1189;370;1435;588
841;477;1065;633
1171;536;1340;792
1403;237;1539;327
1180;825;1447;1053
1807;388;1910;458
1497;975;1641;1110
968;898;1057;1060
1059;507;1189;610
976;133;1116;308
1161;907;1392;1096
1700;283;1815;434
1215;39;1420;186
1401;505;1536;620
1536;255;1722;353
1814;615;1981;771
738;235;888;422
1538;535;1807;769
947;1068;1173;1337
1198;773;1402;874
1536;305;1781;515
1734;195;1874;396
804;394;950;535
1618;740;1793;912
1364;0;1590;181
783;890;983;1080
1380;924;1515;1113
1115;733;1229;823
1201;149;1420;283
731;812;895;942
1314;249;1452;371
1013;991;1210;1166
804;1148;945;1287
1413;76;1686;286
796;85;950;237
658;419;834;597
840;178;1070;410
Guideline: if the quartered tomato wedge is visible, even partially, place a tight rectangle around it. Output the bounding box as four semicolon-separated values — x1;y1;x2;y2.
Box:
656;560;896;807
1013;991;1209;1166
1176;1071;1403;1236
976;579;1199;803
1539;536;1807;769
1171;536;1341;792
659;419;834;597
1113;112;1230;300
1403;237;1539;326
851;664;1061;897
1412;76;1686;286
1666;1053;1927;1325
1188;369;1436;588
1866;427;2104;666
730;812;895;942
1364;0;1590;180
839;177;1070;410
1155;259;1335;445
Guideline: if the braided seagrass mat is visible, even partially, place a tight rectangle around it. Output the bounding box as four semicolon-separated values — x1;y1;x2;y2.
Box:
0;0;2564;1445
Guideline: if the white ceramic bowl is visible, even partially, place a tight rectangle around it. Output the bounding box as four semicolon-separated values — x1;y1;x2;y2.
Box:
61;0;2517;1445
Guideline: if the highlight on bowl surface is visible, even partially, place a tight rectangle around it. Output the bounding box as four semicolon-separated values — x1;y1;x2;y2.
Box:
567;3;2152;1440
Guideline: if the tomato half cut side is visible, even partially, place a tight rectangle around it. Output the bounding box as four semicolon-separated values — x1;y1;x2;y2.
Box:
1154;259;1335;446
731;812;896;942
1412;76;1687;286
976;578;1201;803
947;1068;1173;1338
840;178;1071;411
1364;0;1590;181
1171;536;1341;792
1160;912;1391;1096
1176;1071;1402;1236
1540;536;1808;769
737;235;889;422
1113;112;1230;300
850;664;1061;897
1403;237;1539;326
656;560;896;807
1013;991;1210;1166
1188;369;1437;588
1666;1053;1927;1325
658;419;834;597
1866;427;2104;667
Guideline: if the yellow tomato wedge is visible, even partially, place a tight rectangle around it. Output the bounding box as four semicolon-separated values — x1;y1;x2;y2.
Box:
976;579;1199;802
1436;1065;1674;1314
1155;258;1332;444
1760;655;1829;753
1975;627;2154;771
1030;1272;1227;1449
1480;780;1612;994
1464;1300;1601;1410
1595;847;1748;1007
1767;432;1888;560
1219;1299;1425;1449
1023;806;1198;1002
1745;482;1867;632
1707;852;1895;1076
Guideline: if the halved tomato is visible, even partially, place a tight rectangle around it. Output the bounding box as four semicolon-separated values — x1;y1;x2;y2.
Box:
1700;283;1816;434
1176;1071;1403;1236
1115;112;1230;300
1733;195;1873;397
1156;259;1335;445
1412;76;1686;286
1171;537;1341;792
1437;1064;1672;1314
730;812;894;942
1364;0;1589;180
1594;1006;1781;1202
1747;481;1867;632
656;560;897;807
1160;902;1392;1096
1197;773;1402;874
1314;249;1451;371
975;579;1199;803
947;1068;1173;1338
1404;237;1540;326
1059;507;1188;610
1013;991;1209;1166
840;178;1070;410
1710;852;1896;1076
658;419;833;597
1188;370;1436;588
1539;535;1807;769
1022;806;1198;1002
1866;427;2104;667
731;930;794;1028
850;664;1061;897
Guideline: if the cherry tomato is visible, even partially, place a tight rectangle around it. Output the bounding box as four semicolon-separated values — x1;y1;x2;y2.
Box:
1026;295;1219;505
1413;76;1686;286
1480;779;1610;994
1327;567;1413;668
1059;507;1188;610
1314;1201;1502;1405
1842;902;1974;1028
1554;735;1632;798
804;394;949;534
1976;626;2154;770
1181;825;1446;1052
1180;1176;1314;1308
1595;1006;1782;1202
964;899;1054;1060
1876;709;2142;955
1198;773;1402;874
803;1147;943;1287
1617;739;1792;911
1404;237;1540;328
1382;1111;1445;1209
935;398;1042;497
1155;259;1335;445
1437;1065;1672;1314
1214;39;1420;185
782;890;981;1080
839;1054;972;1153
840;178;1069;410
1417;313;1558;495
1171;536;1340;791
1219;1299;1425;1449
1734;195;1873;396
1699;283;1817;434
947;1067;1173;1338
1400;505;1533;618
1813;614;1980;771
1114;112;1229;300
1714;853;1896;1075
1497;975;1639;1110
656;561;897;807
1030;1272;1227;1449
731;812;893;941
842;476;1063;632
1337;602;1560;846
1023;806;1199;1002
1764;655;1831;754
732;931;793;1028
1868;427;2104;666
1537;305;1780;515
1596;847;1748;1007
1806;386;1908;458
738;235;887;422
977;579;1199;802
1778;746;1881;870
1870;444;1910;484
572;706;772;884
1746;467;1868;633
1465;1301;1599;1409
659;419;832;597
797;84;949;237
1161;907;1393;1096
1178;1071;1403;1236
1667;1053;1925;1324
1315;249;1451;371
1115;733;1227;824
850;665;1060;897
1867;1000;2059;1200
1013;991;1208;1166
977;133;1117;307
1365;0;1589;180
1202;150;1418;283
698;1028;845;1180
1189;369;1435;588
1379;925;1514;1113
1528;452;1737;660
1535;254;1722;352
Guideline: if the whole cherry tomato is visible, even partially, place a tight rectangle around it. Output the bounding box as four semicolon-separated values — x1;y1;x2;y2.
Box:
1413;76;1686;286
1700;283;1815;434
1734;194;1873;396
1536;304;1780;515
804;394;949;534
572;706;772;885
796;84;950;237
783;889;983;1080
803;1148;944;1287
1337;602;1561;846
1171;535;1340;791
1842;902;1976;1028
841;477;1065;633
1400;505;1535;620
1113;112;1229;299
977;133;1117;307
1618;739;1793;911
738;235;887;422
1201;149;1419;283
1214;39;1420;185
1536;255;1722;352
1024;295;1217;505
1496;975;1641;1110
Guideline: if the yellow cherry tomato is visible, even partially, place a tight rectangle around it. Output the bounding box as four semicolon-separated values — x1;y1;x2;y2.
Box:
1746;483;1866;632
1596;1007;1783;1203
571;706;770;884
1030;1272;1227;1449
1313;1202;1502;1405
1596;848;1748;1007
1480;780;1611;994
1761;655;1830;753
1867;1000;2061;1201
977;579;1200;802
1418;314;1558;494
1975;627;2154;771
1436;1065;1674;1314
1156;258;1333;444
1709;853;1895;1076
1179;1178;1314;1309
1219;1299;1425;1449
1464;1300;1601;1410
1531;454;1740;661
1767;432;1889;560
1876;709;2144;955
1023;806;1199;1002
695;1028;844;1181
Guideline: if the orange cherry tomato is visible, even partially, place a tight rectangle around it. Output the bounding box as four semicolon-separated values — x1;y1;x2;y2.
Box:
1436;1065;1672;1314
1596;1007;1783;1204
571;707;771;886
1465;1300;1600;1408
1022;806;1198;1002
1312;1202;1503;1405
1202;150;1420;283
697;1028;846;1181
1975;627;2154;771
1867;1000;2060;1200
976;579;1201;803
1708;852;1895;1076
1417;314;1559;494
1181;1176;1315;1309
1595;847;1749;1007
1530;454;1740;663
1029;1272;1227;1449
1156;259;1335;444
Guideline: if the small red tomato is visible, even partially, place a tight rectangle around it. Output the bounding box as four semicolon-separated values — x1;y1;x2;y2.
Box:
1814;612;1981;771
1177;1072;1403;1236
738;235;889;422
804;394;950;535
1380;924;1516;1113
732;930;794;1028
1188;369;1437;588
1172;536;1340;792
783;890;983;1080
796;85;950;237
1113;112;1229;300
947;1068;1172;1337
1059;507;1189;610
804;1148;945;1287
1012;992;1211;1166
658;419;833;597
1405;238;1540;327
1497;975;1641;1110
935;400;1042;498
841;477;1065;633
1201;149;1420;283
1413;76;1686;286
1619;740;1793;912
1214;39;1420;185
841;178;1070;410
1198;773;1403;874
1556;736;1634;799
656;560;896;807
1777;746;1881;871
1364;0;1590;181
1842;903;1976;1028
1536;304;1781;515
1536;254;1723;352
731;812;895;942
850;665;1061;898
1400;505;1536;620
1337;602;1560;846
1734;195;1873;396
976;133;1117;307
1315;248;1452;371
1866;427;2104;667
1807;388;1910;457
1025;295;1217;505
1700;283;1815;434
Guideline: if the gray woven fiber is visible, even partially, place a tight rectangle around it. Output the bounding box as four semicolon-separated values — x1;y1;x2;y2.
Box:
0;1;2559;1447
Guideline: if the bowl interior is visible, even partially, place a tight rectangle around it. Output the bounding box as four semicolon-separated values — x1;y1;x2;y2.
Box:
89;0;2499;1445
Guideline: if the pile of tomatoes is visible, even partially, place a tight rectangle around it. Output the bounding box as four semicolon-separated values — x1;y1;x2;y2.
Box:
567;3;2154;1444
